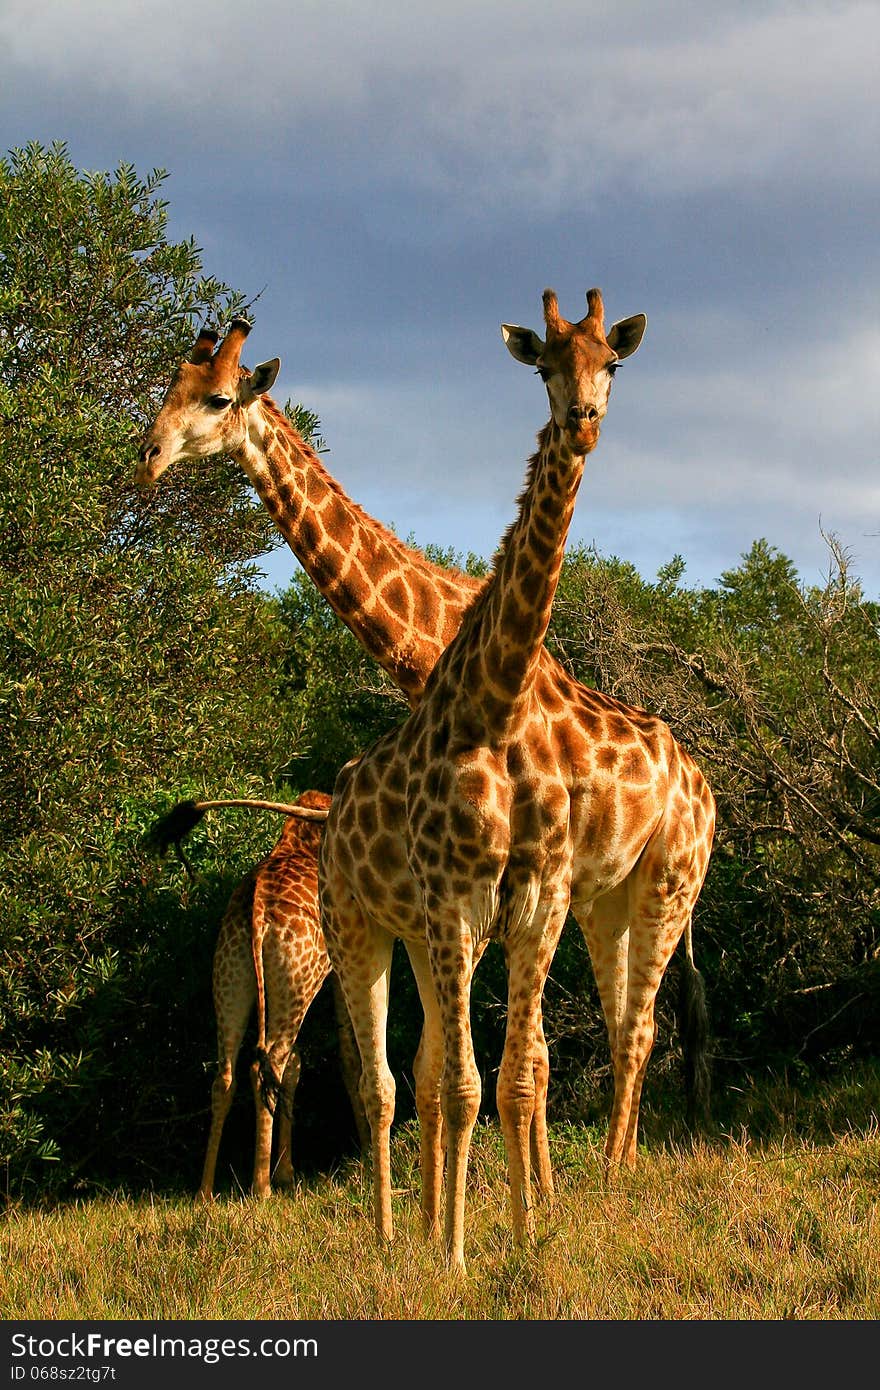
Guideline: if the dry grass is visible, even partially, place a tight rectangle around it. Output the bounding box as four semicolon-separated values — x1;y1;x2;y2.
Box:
2;1111;878;1321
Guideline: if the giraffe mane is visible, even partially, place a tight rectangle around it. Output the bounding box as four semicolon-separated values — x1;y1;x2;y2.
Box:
486;424;554;580
430;425;554;664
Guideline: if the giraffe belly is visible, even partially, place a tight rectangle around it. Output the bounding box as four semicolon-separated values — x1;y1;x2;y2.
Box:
568;778;664;906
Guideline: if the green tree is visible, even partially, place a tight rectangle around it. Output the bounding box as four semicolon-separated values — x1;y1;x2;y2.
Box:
546;538;880;1098
0;142;320;1194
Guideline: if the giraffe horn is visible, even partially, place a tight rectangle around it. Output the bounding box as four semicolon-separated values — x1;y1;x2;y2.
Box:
583;288;605;332
542;288;563;336
188;328;220;364
213;317;253;369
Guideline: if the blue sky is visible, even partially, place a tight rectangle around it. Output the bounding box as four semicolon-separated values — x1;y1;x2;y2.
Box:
3;0;878;595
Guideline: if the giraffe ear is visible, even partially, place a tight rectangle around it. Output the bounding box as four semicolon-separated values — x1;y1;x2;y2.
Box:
239;358;280;403
606;314;647;360
501;324;545;366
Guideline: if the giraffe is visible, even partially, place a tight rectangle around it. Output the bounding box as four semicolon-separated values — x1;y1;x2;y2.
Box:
148;790;368;1198
135;316;483;706
135;303;714;1203
318;288;714;1269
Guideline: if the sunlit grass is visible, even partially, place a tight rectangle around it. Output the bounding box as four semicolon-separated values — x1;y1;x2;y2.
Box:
3;1102;878;1320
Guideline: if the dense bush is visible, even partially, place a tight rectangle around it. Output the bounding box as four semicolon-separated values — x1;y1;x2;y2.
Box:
543;539;880;1101
0;143;323;1194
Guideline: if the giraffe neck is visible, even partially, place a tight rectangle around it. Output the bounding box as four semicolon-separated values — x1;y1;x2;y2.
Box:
234;395;483;703
459;420;584;735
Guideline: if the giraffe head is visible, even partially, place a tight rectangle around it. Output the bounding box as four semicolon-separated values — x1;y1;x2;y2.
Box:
136;319;280;485
501;288;646;453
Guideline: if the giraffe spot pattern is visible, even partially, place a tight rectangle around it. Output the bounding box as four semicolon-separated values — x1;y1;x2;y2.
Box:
200;790;364;1198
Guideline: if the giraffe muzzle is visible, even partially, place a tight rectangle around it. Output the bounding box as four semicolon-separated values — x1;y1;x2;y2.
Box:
135;440;163;486
567;405;599;426
566;405;601;451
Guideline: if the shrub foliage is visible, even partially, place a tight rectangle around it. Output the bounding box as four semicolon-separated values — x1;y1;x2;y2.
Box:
0;143;320;1192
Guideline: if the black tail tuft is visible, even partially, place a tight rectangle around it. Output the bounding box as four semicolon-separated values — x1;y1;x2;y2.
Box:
255;1046;288;1119
142;800;207;857
678;955;713;1134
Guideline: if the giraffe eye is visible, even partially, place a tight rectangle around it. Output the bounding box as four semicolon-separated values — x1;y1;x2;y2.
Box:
607;362;619;377
207;394;232;410
535;366;551;382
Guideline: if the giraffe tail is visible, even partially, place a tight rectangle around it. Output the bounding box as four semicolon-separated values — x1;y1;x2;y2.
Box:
142;800;208;861
250;872;288;1120
141;799;209;881
677;916;712;1134
142;797;329;877
254;1047;286;1117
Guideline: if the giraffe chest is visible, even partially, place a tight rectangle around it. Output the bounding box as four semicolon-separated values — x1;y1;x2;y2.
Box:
325;727;574;944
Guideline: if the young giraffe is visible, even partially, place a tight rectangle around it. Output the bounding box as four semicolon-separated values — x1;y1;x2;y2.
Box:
135;306;714;1200
151;790;368;1198
318;289;714;1270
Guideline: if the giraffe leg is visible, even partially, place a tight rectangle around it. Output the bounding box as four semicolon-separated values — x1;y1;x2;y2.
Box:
530;1006;554;1204
604;894;692;1173
247;1048;301;1194
501;943;553;1203
621;1037;654;1169
605;999;659;1172
572;883;630;1141
269;1046;302;1189
330;974;369;1153
200;1051;242;1202
252;927;321;1195
404;942;445;1241
425;912;480;1273
249;1049;277;1199
357;941;397;1244
199;900;255;1202
325;901;397;1244
413;938;493;1245
497;900;567;1245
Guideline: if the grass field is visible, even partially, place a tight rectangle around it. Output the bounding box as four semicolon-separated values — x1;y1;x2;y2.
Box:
3;1068;879;1321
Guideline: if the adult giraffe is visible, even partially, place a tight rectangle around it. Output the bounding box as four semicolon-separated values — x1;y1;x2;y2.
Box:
135;300;713;1196
317;288;715;1268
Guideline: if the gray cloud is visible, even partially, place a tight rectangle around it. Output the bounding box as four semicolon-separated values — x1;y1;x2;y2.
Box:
4;1;876;199
3;0;878;594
